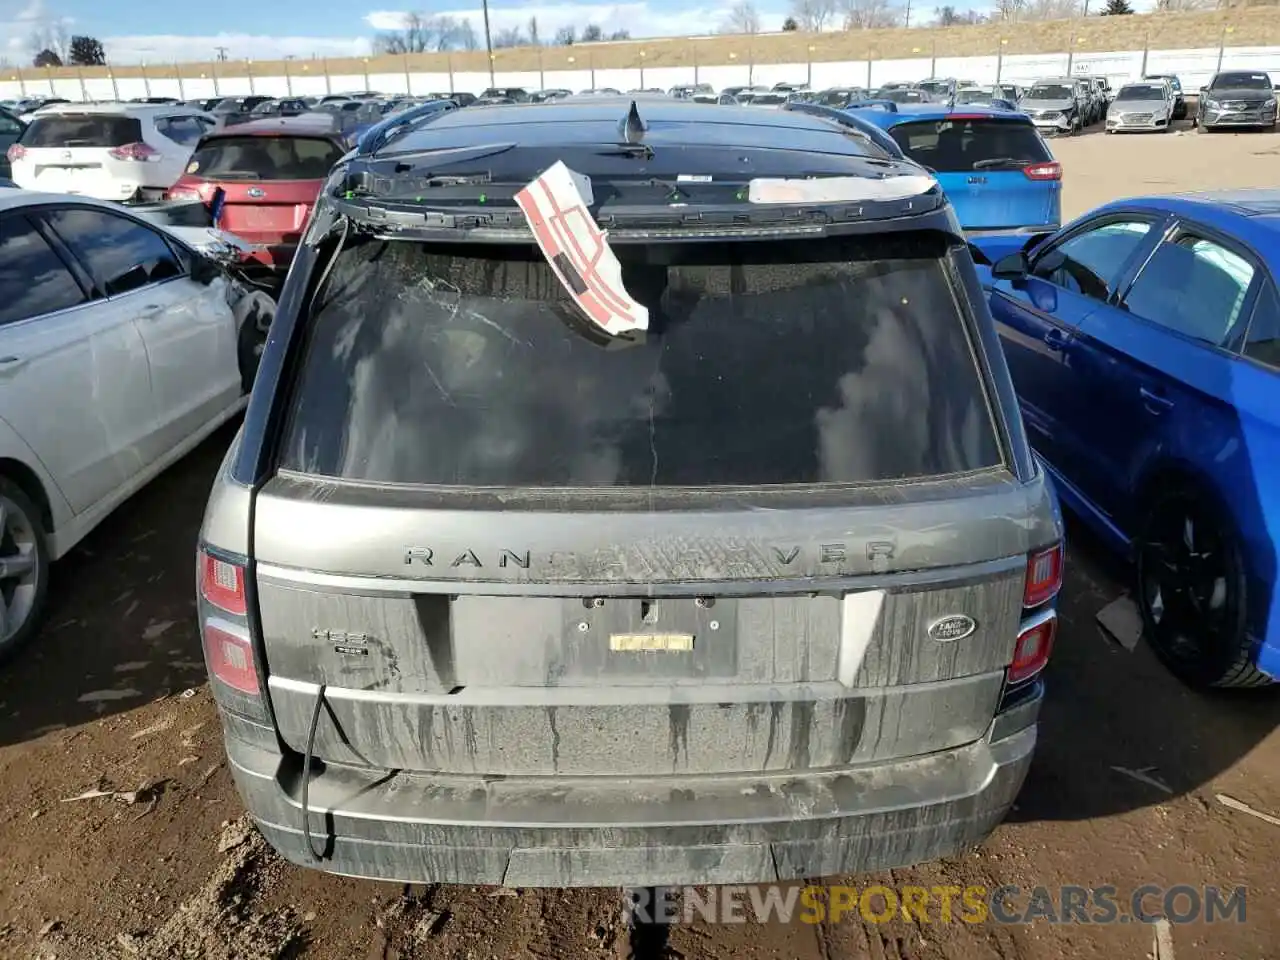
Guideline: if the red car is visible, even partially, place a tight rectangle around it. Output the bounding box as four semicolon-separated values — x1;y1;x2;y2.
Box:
166;118;346;272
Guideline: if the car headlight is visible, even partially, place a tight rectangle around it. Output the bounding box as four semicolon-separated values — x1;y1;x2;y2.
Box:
1267;98;1277;108
1205;99;1220;109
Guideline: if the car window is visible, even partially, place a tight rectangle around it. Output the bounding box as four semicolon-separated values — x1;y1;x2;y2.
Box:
0;215;88;325
20;114;142;148
1032;220;1152;300
279;232;1003;488
1122;235;1255;346
187;135;344;180
888;118;1050;172
0;113;21;135
42;208;184;297
1241;279;1280;369
156;116;204;145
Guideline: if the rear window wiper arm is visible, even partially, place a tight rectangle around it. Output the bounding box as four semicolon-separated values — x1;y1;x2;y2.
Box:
971;157;1032;170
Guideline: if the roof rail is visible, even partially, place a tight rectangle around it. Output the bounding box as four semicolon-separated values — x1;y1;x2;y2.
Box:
355;98;458;156
781;101;904;158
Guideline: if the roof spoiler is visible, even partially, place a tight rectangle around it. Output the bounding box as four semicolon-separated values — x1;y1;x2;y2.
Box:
354;98;459;156
781;101;905;158
845;99;899;113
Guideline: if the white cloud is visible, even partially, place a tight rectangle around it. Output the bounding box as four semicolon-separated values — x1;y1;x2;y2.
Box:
364;1;776;39
100;33;373;64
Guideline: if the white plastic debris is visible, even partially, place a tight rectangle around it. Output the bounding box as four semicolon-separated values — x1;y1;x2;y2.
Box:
514;160;648;336
747;173;937;205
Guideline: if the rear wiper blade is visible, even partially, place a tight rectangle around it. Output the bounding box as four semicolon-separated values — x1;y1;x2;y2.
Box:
972;157;1031;170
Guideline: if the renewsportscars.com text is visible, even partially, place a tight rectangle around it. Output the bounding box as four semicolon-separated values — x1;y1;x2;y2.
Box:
625;884;1248;926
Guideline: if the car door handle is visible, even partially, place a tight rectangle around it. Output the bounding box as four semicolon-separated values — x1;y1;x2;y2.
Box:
1139;386;1174;415
1043;328;1070;350
138;304;164;320
0;354;27;376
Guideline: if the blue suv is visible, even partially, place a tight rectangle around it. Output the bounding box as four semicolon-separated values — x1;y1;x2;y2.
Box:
850;103;1061;235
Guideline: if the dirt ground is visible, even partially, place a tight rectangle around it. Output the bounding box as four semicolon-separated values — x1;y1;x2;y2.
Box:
2;129;1279;960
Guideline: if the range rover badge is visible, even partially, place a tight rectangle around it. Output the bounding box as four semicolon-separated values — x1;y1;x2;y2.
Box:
928;615;976;642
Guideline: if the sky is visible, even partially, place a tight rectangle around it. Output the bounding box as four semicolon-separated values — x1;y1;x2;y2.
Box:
1;0;1158;66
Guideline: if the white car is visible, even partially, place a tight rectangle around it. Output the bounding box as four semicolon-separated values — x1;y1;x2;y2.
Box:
7;103;216;202
0;189;269;660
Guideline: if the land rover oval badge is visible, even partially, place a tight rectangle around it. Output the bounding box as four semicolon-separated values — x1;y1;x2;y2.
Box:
929;614;976;642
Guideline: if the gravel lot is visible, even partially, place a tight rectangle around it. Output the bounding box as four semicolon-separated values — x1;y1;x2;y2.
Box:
1;126;1278;960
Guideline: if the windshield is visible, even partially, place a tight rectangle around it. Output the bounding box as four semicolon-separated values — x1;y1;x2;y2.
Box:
888;118;1050;173
1116;85;1165;101
1027;84;1073;100
750;95;786;105
1211;73;1272;91
955;89;995;104
280;233;1001;488
186;135;344;180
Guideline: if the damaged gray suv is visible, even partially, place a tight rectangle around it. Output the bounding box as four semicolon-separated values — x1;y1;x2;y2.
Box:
198;97;1064;887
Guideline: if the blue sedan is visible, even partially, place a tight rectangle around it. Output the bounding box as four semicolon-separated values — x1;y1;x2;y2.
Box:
971;191;1280;688
848;102;1061;234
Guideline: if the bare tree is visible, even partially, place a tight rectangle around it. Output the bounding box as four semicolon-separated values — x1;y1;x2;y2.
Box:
582;23;604;40
372;12;465;53
528;16;540;45
1020;0;1080;19
28;20;69;61
992;0;1027;19
458;19;479;50
554;25;577;45
839;0;902;27
790;0;837;29
1154;0;1213;9
934;4;987;22
721;0;763;33
492;26;526;48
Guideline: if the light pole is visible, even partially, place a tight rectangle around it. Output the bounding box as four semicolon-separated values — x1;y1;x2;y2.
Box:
482;0;494;86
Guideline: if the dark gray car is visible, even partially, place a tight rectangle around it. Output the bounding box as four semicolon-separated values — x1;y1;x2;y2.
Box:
1197;70;1279;131
198;97;1063;888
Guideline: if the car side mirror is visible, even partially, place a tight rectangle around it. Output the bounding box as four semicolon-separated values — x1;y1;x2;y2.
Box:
993;252;1028;287
1200;86;1208;94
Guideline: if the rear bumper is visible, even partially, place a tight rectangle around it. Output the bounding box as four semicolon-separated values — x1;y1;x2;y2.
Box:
220;685;1041;887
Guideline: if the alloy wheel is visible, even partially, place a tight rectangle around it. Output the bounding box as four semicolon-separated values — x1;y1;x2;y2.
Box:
0;492;40;649
1137;495;1235;677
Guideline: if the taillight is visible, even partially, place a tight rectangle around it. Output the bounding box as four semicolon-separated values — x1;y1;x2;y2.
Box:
164;187;203;201
6;143;25;163
201;551;246;615
197;546;264;703
1009;611;1057;684
108;141;160;162
1023;543;1064;608
202;619;260;694
1023;161;1062;181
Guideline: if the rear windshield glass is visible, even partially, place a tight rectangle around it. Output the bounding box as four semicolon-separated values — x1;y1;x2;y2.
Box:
888;118;1050;173
187;136;344;180
21;115;142;148
279;233;1002;488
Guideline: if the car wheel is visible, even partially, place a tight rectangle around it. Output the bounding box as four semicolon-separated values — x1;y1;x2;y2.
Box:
0;477;50;666
1135;482;1270;688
